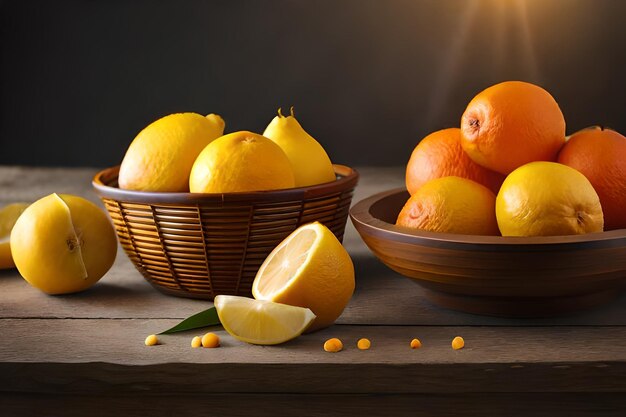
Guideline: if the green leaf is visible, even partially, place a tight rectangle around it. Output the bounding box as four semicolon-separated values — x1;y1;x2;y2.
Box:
159;307;221;334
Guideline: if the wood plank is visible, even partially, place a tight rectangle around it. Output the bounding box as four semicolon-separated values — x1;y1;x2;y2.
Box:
1;392;625;417
1;166;625;325
2;254;626;325
0;319;624;394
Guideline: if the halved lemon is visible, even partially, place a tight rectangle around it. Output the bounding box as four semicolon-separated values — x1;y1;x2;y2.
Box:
252;221;355;332
0;203;29;269
214;295;316;345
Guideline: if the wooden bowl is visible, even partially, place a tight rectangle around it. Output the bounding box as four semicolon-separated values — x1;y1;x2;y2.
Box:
350;188;626;317
93;165;358;300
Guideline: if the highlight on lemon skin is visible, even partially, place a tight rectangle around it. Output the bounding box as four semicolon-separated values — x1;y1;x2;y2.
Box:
10;193;117;295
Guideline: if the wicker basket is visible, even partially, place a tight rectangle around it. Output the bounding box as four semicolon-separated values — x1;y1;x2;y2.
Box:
92;165;358;299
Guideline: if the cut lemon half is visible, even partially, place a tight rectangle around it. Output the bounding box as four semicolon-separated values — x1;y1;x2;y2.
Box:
0;203;29;269
252;221;355;332
213;295;316;345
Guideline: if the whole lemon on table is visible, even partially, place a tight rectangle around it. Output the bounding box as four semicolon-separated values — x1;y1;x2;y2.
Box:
496;162;604;236
189;131;295;193
396;176;500;235
263;108;336;187
460;81;566;175
118;113;225;192
10;194;117;294
0;203;30;269
252;222;354;332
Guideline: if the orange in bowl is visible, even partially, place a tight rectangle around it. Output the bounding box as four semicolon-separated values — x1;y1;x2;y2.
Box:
405;128;504;195
397;176;499;236
558;126;626;230
460;81;566;175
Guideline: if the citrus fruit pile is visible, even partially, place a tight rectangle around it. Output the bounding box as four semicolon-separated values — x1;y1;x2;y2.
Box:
398;81;626;237
118;107;336;193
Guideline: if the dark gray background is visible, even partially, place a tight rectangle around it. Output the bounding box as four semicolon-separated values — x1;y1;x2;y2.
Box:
1;0;625;167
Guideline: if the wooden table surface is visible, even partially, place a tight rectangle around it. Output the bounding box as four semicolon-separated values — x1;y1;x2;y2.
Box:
0;166;625;416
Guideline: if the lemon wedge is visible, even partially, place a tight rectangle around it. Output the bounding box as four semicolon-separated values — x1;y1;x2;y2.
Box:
252;221;354;332
0;203;29;269
214;295;316;345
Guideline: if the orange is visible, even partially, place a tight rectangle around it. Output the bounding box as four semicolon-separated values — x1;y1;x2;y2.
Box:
396;176;499;235
460;81;566;175
189;131;295;193
405;128;504;195
496;162;603;236
557;126;626;230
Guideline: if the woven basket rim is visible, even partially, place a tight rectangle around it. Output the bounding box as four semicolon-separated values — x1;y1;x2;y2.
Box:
93;164;359;204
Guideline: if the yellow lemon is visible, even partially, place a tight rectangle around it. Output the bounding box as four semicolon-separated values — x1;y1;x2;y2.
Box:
10;194;117;294
189;131;295;193
252;221;354;332
263;108;336;187
0;203;30;269
214;295;316;345
118;113;225;192
496;162;604;236
396;176;500;235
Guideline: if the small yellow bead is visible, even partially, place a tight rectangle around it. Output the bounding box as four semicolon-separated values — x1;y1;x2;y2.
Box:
201;332;220;348
323;338;343;352
144;334;159;346
191;336;202;348
410;338;422;349
357;338;371;350
452;336;465;350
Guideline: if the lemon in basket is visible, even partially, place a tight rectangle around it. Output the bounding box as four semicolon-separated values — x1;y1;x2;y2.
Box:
11;194;117;294
0;203;30;269
189;131;295;193
263;107;336;187
214;295;316;345
252;221;355;331
119;112;225;192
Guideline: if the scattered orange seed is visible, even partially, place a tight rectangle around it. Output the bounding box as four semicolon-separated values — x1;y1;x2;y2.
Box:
191;336;202;348
357;338;371;350
452;336;465;350
144;334;159;346
410;338;422;349
324;338;343;352
201;332;220;348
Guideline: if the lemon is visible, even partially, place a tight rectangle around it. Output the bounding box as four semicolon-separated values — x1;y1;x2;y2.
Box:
118;113;225;192
252;221;354;332
10;194;117;294
496;162;604;236
189;131;295;193
214;295;316;345
263;108;336;187
0;203;29;269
